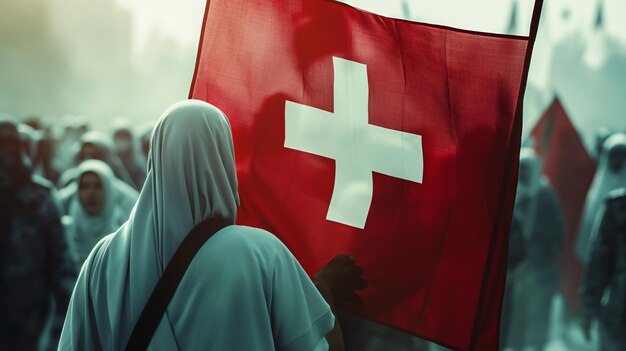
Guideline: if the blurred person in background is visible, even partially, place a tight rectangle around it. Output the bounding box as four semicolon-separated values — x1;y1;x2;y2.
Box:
500;215;526;350
57;161;138;219
594;128;614;162
55;118;88;173
17;123;39;162
510;147;564;351
57;131;135;189
23;116;43;131
112;120;147;189
0;114;76;351
576;133;626;261
65;160;129;265
580;185;626;351
34;127;62;183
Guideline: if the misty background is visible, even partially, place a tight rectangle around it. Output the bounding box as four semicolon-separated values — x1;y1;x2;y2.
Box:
1;0;625;150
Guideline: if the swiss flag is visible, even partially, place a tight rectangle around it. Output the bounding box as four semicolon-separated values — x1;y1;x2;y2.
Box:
190;0;540;349
530;98;596;313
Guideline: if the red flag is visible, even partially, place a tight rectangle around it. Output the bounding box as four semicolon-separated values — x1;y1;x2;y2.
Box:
530;98;596;313
190;1;541;349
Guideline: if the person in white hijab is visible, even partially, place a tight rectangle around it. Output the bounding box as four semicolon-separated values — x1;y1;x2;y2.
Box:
510;148;564;351
59;100;365;350
57;171;138;219
57;131;136;189
66;160;128;264
57;156;139;218
576;133;626;261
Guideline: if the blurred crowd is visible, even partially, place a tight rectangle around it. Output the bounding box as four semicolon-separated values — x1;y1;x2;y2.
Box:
0;114;151;350
501;132;626;351
0;108;624;351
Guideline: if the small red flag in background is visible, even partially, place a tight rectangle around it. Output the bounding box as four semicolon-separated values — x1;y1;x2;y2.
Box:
530;98;596;313
190;0;541;349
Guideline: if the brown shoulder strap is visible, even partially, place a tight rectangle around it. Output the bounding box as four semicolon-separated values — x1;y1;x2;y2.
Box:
125;218;229;351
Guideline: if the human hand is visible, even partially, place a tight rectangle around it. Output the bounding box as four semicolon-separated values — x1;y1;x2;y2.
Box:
314;254;367;307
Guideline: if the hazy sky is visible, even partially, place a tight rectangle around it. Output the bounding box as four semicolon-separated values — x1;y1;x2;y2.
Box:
108;0;626;141
117;0;524;50
115;0;626;52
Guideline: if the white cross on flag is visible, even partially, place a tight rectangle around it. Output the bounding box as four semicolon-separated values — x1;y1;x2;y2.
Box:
285;56;424;229
190;0;542;349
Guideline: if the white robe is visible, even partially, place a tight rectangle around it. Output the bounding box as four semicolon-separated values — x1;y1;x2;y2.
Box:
575;133;626;260
59;100;333;350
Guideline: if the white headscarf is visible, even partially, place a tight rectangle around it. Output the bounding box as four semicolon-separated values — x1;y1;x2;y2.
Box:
67;160;127;264
57;172;139;217
59;100;333;350
576;133;626;260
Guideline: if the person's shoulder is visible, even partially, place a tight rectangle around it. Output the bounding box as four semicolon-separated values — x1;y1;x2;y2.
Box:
220;225;284;245
81;231;119;277
190;225;288;277
31;174;54;190
114;178;139;198
605;188;626;205
211;225;288;256
74;232;119;294
24;174;54;196
222;225;274;236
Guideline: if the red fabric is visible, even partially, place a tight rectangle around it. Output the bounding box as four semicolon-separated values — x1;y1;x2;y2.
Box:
530;98;596;313
190;0;530;349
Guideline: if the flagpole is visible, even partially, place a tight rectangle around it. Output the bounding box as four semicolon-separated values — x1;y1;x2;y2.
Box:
189;0;212;98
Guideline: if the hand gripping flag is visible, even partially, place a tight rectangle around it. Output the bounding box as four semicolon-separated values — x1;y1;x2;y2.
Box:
190;1;543;349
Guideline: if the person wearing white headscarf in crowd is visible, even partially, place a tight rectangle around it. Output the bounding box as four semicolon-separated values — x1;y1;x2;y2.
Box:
509;148;564;351
57;169;138;219
56;133;140;217
57;131;136;189
576;133;626;261
65;160;128;265
59;100;365;351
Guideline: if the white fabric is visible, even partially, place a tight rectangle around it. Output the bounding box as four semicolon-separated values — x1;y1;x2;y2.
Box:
59;100;334;350
67;160;127;264
576;133;626;260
